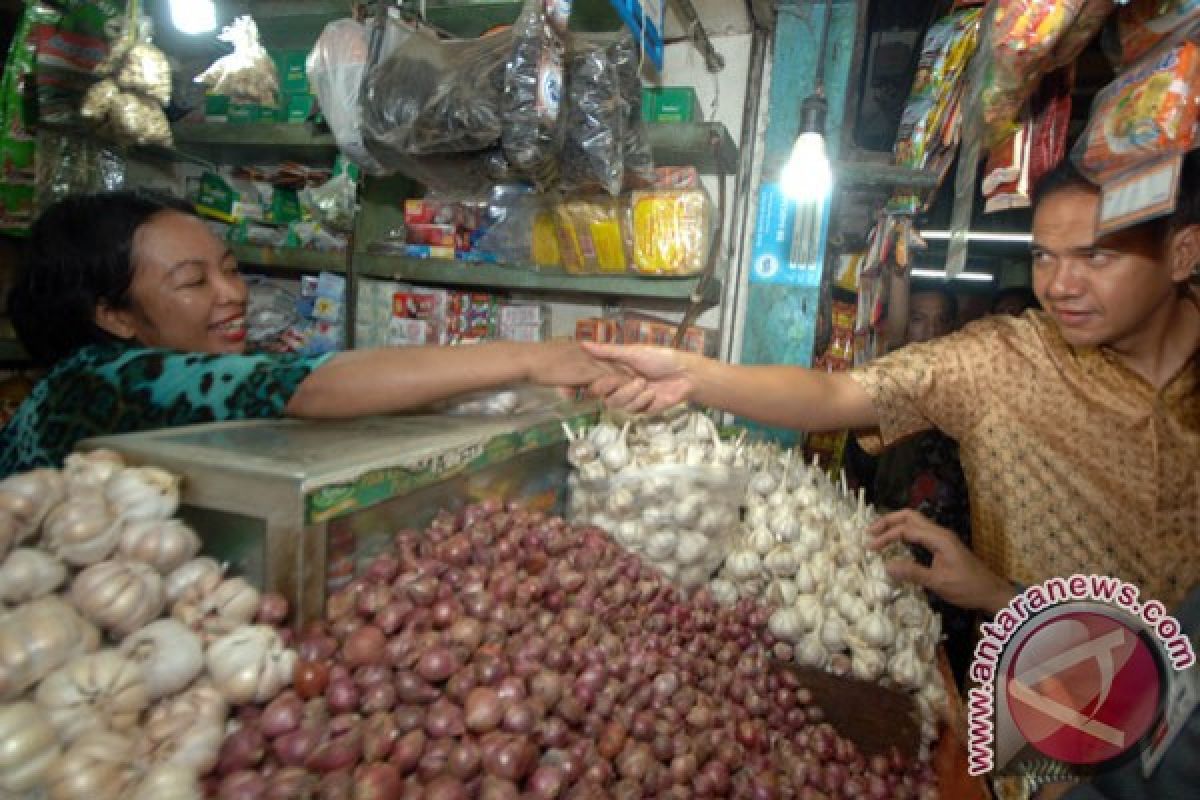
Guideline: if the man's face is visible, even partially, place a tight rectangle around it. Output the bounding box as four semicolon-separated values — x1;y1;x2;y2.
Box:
907;291;955;344
1031;188;1182;351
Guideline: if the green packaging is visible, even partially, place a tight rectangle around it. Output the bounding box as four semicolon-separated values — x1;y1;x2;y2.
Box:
642;86;699;123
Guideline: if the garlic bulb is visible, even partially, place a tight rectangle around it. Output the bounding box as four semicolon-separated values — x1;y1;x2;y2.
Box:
857;607;896;649
43;494;120;566
768;508;801;540
819;616;848;652
791;562;818;594
835;592;868;624
69;560;166;638
768;607;803;643
850;645;886;682
130;765;202;800
63;449;125;498
599;422;631;471
164;557;223;605
747;525;776;555
36;650;149;743
105;467;180;521
795;632;829;668
614;519;643;548
644;531;678;561
116;518;201;574
172;574;260;640
888;644;926;689
709;579;738;606
586;422;620;449
45;729;138;800
763;545;797;577
605;487;636;515
0;596;101;701
749;469;777;497
794;594;823;631
140;685;227;774
725;549;761;580
119;619;204;699
206;625;295;704
0;547;67;604
678;565;711;590
673;531;710;566
0;469;66;541
0;700;61;794
672;495;703;526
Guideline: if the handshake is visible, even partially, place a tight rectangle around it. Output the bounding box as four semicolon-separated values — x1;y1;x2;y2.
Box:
531;341;697;414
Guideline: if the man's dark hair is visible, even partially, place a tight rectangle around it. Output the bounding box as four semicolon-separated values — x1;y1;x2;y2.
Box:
9;190;195;366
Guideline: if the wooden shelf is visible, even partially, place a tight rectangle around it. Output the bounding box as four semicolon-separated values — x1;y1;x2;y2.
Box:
647;122;739;175
233;244;348;274
173;123;338;163
355;254;722;305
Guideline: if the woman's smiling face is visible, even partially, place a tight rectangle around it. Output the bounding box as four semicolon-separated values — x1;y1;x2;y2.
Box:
98;210;248;354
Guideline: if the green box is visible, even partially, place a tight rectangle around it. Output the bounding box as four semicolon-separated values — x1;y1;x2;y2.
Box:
194;172;238;223
227;102;263;124
275;92;316;124
642;86;699;123
272;50;310;93
204;93;230;122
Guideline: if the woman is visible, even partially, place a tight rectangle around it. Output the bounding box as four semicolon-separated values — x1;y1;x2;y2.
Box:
1;190;607;473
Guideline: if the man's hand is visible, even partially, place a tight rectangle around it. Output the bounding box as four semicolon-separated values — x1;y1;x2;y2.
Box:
523;341;618;389
581;343;697;413
868;509;1016;615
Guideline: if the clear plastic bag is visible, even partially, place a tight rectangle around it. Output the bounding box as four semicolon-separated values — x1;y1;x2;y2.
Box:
361;14;511;157
245;277;300;350
195;15;279;106
306;19;385;175
501;0;571;188
560;38;624;196
437;385;570;416
608;34;656;188
572;465;749;590
630;189;712;276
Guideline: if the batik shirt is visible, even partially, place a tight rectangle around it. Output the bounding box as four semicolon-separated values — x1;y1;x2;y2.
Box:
0;344;333;474
850;305;1200;608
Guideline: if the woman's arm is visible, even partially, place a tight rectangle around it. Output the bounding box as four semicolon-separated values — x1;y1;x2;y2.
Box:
582;344;880;432
285;341;604;418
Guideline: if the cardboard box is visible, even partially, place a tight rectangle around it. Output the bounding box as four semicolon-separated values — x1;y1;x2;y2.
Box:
642;86;699;123
272;50;310;93
275;92;316;124
574;318;621;344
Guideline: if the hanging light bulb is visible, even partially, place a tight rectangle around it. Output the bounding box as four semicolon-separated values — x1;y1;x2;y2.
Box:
781;130;832;203
169;0;217;34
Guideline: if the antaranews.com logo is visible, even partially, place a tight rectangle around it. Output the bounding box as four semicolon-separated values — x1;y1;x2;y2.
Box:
966;574;1195;776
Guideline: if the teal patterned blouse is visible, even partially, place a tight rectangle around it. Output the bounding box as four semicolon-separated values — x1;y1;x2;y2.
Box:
0;344;334;474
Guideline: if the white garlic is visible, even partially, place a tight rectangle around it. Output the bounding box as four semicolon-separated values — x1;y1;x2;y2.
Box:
768;607;804;643
794;593;822;631
850;645;886;682
795;632;829;668
857;608;896;649
768;579;798;607
763;545;798;577
606;487;636;516
836;592;868;624
768;508;801;540
888;644;926;689
600;423;631;471
725;549;762;580
892;593;926;630
672;495;703;526
105;467;180;521
791;562;818;594
614;520;644;548
708;578;738;606
674;531;709;566
749;469;777;497
820;615;848;651
747;526;776;556
587;422;620;448
644;531;678;561
678;565;710;590
744;505;770;528
578;461;607;482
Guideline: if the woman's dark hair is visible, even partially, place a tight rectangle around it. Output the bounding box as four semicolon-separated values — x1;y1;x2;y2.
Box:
9;190;195;366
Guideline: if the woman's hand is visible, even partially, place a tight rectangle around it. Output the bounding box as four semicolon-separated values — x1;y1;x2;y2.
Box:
868;509;1016;614
580;343;696;413
522;341;617;388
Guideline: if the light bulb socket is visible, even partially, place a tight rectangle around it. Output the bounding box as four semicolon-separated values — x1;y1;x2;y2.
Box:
799;92;828;136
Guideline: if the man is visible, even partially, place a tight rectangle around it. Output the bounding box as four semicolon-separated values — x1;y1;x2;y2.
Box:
586;157;1200;612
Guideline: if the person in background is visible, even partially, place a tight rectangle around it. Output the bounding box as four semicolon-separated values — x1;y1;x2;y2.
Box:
990;285;1040;317
844;286;974;683
584;155;1200;613
0;191;610;473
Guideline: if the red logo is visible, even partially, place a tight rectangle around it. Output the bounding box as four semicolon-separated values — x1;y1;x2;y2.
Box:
1005;611;1162;765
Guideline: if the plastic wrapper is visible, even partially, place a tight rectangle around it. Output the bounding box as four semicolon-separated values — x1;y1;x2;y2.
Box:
502;0;571;188
306;19;385;175
630;189;712;276
195;16;279;106
116;42;171;107
108;91;172;146
245;277;301;350
553;197;630;274
362;14;510;157
1118;0;1200;66
609;34;656;188
77;10;172;148
35;129;126;215
1046;0;1116;70
572;466;748;590
300;173;358;234
473;189;554;266
437;385;569;416
1073;41;1200;181
560;39;623;195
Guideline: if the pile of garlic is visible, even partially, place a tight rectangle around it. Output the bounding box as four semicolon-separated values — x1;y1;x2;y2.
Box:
0;451;295;800
565;410;748;588
712;443;947;745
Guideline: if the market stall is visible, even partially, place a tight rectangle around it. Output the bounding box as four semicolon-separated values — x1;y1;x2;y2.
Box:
0;1;1196;799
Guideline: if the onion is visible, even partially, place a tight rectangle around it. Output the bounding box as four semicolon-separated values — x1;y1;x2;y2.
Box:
501;700;538;734
528;765;566;799
305;716;362;773
481;735;536;782
395;670;439;704
218;770;267;800
425;775;469;800
352;762;401;800
390;729;425;775
343;625;386;668
326;677;359;714
425;698;465;738
256;592;289;626
273;724;322;767
261;690;304;737
465;687;505;733
394;705;424;733
416;646;462;683
265;766;317;799
216;725;264;775
448;739;482;780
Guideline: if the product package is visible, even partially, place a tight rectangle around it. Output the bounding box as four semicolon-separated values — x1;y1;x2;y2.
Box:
1073;40;1200;181
560;38;624;196
307;19;384;175
1117;0;1200;66
501;0;571;188
629;188;712;276
554;197;630;274
195;16;279;106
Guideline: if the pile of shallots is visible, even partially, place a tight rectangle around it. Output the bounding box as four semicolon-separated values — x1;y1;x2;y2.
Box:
0;452;295;800
219;501;937;799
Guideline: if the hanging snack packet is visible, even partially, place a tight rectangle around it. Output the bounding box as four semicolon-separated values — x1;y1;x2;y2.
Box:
502;0;572;189
1074;41;1200;181
195;16;279;107
608;34;656;189
1118;0;1200;66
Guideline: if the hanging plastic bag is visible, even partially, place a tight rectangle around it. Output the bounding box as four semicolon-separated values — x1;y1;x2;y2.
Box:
195;16;279;106
608;34;656;189
81;6;172;148
306;19;385;175
501;0;571;188
1117;0;1200;66
560;38;624;195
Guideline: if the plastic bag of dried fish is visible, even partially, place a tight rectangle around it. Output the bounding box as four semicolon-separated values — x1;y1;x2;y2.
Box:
501;0;571;189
